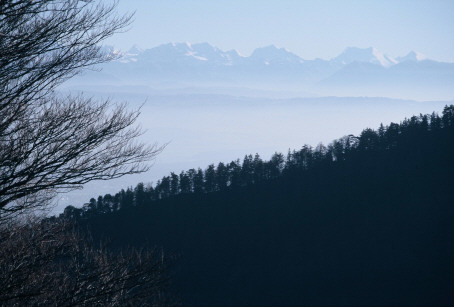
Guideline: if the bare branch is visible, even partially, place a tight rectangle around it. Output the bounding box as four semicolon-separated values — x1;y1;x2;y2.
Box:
0;219;174;306
0;1;163;219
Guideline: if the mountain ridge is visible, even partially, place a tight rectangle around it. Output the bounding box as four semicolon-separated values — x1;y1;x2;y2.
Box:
69;42;454;100
114;42;447;66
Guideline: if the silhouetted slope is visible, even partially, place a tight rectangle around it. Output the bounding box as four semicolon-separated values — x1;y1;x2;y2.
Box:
73;106;454;306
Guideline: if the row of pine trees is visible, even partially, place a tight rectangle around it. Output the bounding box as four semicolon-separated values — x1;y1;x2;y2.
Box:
60;105;454;220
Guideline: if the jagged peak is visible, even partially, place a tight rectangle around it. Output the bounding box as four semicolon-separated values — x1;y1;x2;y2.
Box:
250;45;303;62
334;46;396;67
396;51;427;62
128;44;143;55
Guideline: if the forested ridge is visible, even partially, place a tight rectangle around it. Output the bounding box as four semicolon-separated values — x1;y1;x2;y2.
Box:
60;105;454;220
57;105;454;306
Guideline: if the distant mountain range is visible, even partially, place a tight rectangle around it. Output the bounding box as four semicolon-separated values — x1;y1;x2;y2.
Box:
69;42;454;100
113;43;429;68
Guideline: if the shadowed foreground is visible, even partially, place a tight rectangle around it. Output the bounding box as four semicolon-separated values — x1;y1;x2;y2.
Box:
72;107;454;306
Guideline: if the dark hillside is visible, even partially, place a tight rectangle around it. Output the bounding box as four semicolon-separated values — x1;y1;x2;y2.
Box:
70;106;454;306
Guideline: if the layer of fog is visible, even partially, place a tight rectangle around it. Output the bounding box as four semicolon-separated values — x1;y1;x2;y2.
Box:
53;88;450;214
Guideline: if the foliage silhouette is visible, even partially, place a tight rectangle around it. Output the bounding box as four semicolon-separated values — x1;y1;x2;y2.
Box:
61;106;454;306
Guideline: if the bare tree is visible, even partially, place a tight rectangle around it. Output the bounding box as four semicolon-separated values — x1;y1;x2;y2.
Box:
0;0;163;219
0;219;175;306
0;2;176;305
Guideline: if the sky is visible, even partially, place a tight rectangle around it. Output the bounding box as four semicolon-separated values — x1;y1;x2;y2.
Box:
105;0;454;62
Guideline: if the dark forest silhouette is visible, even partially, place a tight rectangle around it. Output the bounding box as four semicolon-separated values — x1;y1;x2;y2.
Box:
60;105;454;221
55;105;454;306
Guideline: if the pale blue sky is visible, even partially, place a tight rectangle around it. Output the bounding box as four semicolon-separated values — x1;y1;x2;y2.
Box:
107;0;454;62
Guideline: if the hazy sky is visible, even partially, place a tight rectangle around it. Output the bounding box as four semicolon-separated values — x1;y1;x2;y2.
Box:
106;0;454;62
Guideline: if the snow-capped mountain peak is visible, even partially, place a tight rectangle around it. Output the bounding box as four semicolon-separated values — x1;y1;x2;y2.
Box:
121;42;246;66
396;51;427;62
72;42;453;100
112;43;445;70
251;45;290;57
100;45;121;55
105;41;450;84
371;47;398;66
127;44;143;55
249;45;304;64
188;43;223;61
333;47;396;67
